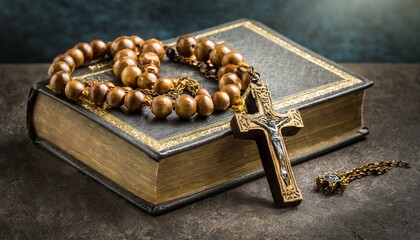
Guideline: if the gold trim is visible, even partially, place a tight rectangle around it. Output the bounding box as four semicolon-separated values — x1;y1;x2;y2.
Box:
74;20;365;152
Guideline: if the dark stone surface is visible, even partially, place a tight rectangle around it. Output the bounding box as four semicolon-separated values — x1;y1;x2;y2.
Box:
1;0;420;63
1;64;420;239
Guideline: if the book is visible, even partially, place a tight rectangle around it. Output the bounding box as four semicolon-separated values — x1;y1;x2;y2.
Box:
27;19;372;215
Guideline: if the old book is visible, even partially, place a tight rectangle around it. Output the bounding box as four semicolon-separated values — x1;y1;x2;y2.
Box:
27;19;372;215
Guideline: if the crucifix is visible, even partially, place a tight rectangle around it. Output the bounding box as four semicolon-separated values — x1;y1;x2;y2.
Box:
230;69;304;207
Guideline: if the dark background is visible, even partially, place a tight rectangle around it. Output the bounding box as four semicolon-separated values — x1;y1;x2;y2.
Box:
1;0;419;63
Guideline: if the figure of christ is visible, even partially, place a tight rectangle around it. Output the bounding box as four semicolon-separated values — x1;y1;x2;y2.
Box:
251;117;291;186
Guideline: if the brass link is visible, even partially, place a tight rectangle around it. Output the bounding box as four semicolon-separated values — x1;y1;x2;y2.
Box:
317;160;411;194
340;160;411;184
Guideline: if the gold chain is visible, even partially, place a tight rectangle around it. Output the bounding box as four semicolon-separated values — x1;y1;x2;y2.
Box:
316;160;411;194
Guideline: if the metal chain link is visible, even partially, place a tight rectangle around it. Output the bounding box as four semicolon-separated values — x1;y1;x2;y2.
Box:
341;160;411;184
316;160;411;194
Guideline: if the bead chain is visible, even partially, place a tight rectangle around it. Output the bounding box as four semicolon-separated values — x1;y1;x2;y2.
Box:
316;160;411;194
48;35;253;119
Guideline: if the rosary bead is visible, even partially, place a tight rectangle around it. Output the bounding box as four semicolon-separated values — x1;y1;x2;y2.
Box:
74;42;94;63
49;71;71;95
221;51;244;67
113;56;137;78
66;48;85;67
176;35;197;58
113;49;137;62
110;37;136;56
222;84;241;104
53;54;75;71
65;80;84;101
153;78;174;94
209;45;230;67
90;39;108;59
141;39;165;60
194;38;215;62
195;94;214;117
199;62;209;73
130;35;144;48
138;52;160;68
217;64;238;80
196;88;211;97
175;94;197;119
124;90;145;112
151;95;173;118
106;87;126;108
207;68;218;78
121;65;141;88
241;72;251;91
141;64;160;78
137;72;157;89
212;91;230;111
89;83;109;105
219;73;242;90
165;47;176;60
48;61;71;78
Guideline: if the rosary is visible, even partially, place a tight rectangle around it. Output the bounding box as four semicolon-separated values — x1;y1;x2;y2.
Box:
47;35;411;207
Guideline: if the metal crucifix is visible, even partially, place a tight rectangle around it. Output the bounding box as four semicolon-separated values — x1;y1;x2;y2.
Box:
230;69;304;207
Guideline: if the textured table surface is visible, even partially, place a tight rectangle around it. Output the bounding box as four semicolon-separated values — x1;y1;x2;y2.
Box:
1;64;419;239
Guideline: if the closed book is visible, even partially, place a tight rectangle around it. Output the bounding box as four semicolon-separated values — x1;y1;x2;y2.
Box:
27;19;372;215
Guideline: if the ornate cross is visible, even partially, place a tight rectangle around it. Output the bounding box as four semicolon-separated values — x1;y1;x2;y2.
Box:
230;73;304;207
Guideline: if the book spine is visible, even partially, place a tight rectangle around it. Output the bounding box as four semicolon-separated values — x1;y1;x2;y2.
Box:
27;81;45;142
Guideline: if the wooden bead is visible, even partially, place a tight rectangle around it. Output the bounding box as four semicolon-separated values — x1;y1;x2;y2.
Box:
90;39;108;59
212;91;230;111
130;35;144;47
194;38;215;62
176;35;197;57
53;54;75;71
89;83;109;105
121;66;141;88
195;94;214;117
74;42;94;63
217;64;238;80
49;71;71;95
141;39;165;60
113;49;137;62
124;90;145;112
241;72;251;91
106;87;126;108
141;64;160;78
196;88;211;97
48;61;71;78
110;37;136;56
153;78;174;94
65;80;84;101
209;45;230;67
113;56;137;78
221;51;244;66
219;73;242;90
175;94;197;119
222;84;241;104
137;72;157;89
66;48;85;67
151;95;173;118
138;52;160;68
